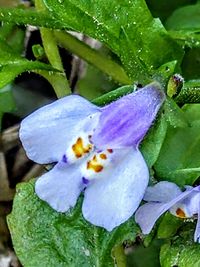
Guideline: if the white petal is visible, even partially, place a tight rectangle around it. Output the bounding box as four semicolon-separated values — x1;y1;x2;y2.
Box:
20;95;100;164
144;181;182;202
35;161;83;212
82;149;149;231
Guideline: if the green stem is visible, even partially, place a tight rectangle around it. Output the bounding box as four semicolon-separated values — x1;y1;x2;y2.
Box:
92;85;135;106
92;81;161;106
35;0;71;98
54;31;131;85
175;80;200;105
34;70;70;99
112;245;126;267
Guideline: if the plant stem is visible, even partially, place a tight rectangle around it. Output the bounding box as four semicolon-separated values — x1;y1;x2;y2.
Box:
35;0;71;98
54;31;131;85
92;81;161;106
92;85;135;106
175;80;200;105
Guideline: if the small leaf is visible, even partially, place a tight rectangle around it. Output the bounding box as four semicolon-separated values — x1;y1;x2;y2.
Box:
140;113;168;168
8;180;138;267
153;60;178;85
157;213;183;239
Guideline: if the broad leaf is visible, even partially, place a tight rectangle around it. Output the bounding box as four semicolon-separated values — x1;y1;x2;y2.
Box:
163;97;188;128
165;3;200;31
165;4;200;49
146;0;195;22
154;104;200;186
8;180;138;267
42;0;183;81
0;1;183;81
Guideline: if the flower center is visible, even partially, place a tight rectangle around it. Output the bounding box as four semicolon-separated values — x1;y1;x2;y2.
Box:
175;208;186;218
63;134;94;164
72;137;93;158
81;149;113;182
170;203;191;219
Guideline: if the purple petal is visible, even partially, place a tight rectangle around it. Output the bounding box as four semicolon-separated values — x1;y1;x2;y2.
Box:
82;149;149;231
144;181;182;202
92;83;165;149
35;161;83;212
135;187;196;234
20;95;101;164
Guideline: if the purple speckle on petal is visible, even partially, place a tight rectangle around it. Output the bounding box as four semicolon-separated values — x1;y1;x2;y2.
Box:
82;177;89;185
62;154;68;163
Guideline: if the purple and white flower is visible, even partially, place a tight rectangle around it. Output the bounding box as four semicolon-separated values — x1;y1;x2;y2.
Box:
135;181;200;242
19;83;165;231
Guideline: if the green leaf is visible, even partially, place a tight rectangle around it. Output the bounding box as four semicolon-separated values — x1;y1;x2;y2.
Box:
42;0;183;80
163;97;188;128
160;225;200;267
183;103;200;121
0;39;59;88
146;0;195;22
154;104;200;186
165;4;200;49
165;3;200;31
54;30;131;85
0;84;15;113
0;84;15;129
157;213;183;239
0;2;183;81
0;8;62;29
8;181;138;267
152;60;178;85
140;113;168;168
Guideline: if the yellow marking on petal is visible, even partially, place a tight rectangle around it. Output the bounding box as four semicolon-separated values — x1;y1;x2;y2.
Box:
87;156;104;173
176;208;186;218
72;137;92;158
100;153;107;160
